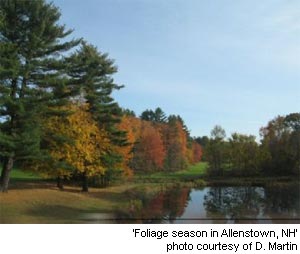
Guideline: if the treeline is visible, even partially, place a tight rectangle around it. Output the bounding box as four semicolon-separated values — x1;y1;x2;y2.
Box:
198;113;300;177
0;0;298;193
0;0;201;192
120;108;202;174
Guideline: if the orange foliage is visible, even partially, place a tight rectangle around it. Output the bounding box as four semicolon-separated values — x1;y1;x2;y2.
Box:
192;142;203;163
163;119;189;170
131;121;166;172
117;115;140;177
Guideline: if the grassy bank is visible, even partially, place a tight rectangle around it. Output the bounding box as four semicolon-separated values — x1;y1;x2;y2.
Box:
132;162;207;183
0;163;207;223
1;162;298;223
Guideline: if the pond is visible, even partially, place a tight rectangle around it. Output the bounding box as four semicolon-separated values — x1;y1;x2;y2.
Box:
117;183;300;223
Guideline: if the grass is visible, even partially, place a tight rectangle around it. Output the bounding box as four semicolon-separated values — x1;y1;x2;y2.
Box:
0;163;207;223
10;168;43;181
0;183;140;223
2;162;296;223
133;162;208;183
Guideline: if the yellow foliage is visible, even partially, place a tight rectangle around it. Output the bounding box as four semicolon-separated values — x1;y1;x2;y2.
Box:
43;103;110;177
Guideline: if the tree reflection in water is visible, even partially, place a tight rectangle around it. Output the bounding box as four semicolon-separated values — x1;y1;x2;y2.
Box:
203;183;300;223
263;183;300;221
203;186;264;223
117;183;300;223
118;187;191;223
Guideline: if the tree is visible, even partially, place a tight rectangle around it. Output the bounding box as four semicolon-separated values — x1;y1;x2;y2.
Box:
140;109;155;122
163;116;188;171
131;121;165;172
37;103;110;191
153;107;167;123
206;125;227;175
260;113;300;176
191;141;203;163
0;0;80;192
116;115;138;177
66;42;127;184
228;133;260;176
195;136;209;161
140;107;167;123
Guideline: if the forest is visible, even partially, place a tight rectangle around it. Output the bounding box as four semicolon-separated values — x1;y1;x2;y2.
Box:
0;0;299;196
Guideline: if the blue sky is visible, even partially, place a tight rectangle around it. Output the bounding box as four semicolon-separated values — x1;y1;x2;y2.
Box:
53;0;300;138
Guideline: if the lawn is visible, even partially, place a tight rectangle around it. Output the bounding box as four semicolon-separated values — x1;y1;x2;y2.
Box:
0;182;141;223
0;163;207;223
10;168;43;181
133;162;208;182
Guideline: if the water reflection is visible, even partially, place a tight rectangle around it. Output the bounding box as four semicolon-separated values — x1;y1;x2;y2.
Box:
119;183;300;223
203;187;264;222
128;188;191;223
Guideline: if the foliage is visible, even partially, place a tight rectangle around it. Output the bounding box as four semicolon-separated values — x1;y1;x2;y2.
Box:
205;125;227;175
140;107;167;123
32;103;110;190
131;121;166;172
66;42;127;184
0;0;80;191
228;133;261;176
260;113;300;176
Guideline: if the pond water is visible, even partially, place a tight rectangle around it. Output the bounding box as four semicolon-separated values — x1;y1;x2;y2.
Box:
118;183;300;223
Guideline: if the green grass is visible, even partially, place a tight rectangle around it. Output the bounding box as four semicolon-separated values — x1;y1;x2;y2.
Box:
133;162;208;183
0;163;208;223
1;162;297;223
10;168;43;181
173;162;208;178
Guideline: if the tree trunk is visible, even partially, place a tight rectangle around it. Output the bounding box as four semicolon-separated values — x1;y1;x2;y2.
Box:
0;157;14;193
57;176;64;190
82;173;88;192
100;175;105;188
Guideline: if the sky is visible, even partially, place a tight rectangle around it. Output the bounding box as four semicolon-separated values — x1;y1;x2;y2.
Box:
53;0;300;138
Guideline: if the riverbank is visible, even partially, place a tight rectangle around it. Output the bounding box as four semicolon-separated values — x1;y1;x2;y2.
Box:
1;163;299;223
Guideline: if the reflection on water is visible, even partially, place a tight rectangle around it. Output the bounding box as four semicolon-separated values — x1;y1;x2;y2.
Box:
119;183;300;223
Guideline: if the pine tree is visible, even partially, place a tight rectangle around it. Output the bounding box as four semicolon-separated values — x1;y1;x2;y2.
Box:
0;0;80;192
140;107;167;123
66;42;126;184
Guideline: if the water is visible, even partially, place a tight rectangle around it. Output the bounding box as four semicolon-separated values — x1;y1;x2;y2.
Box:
120;183;300;223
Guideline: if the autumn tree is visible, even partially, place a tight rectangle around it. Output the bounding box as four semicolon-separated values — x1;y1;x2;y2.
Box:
131;121;165;172
0;0;80;192
163;115;188;171
38;103;110;191
191;141;203;163
116;115;141;177
195;136;209;161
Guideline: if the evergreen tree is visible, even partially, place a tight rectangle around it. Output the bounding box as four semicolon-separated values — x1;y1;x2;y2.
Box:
140;109;155;121
140;107;167;123
0;0;80;191
153;107;167;123
66;42;126;185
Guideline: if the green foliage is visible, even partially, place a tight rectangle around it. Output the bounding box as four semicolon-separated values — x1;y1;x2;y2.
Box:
140;107;167;123
260;113;300;176
10;168;42;181
66;42;126;175
206;125;227;175
228;133;261;175
0;0;80;191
